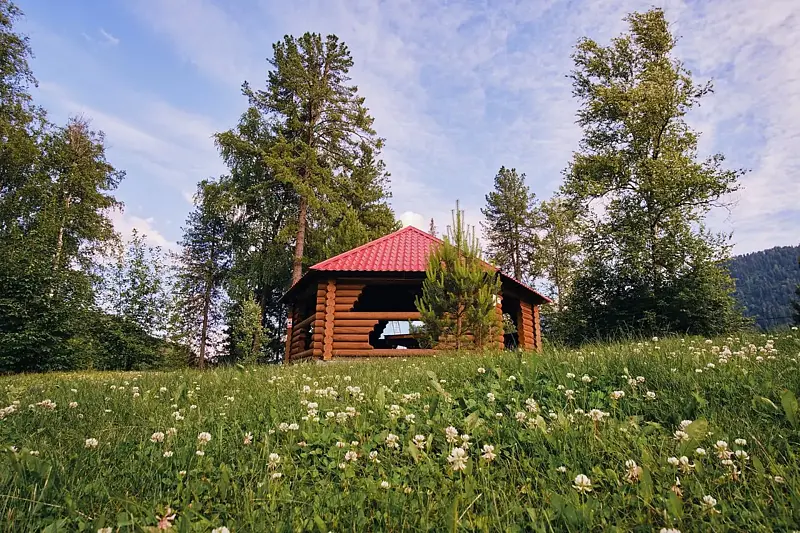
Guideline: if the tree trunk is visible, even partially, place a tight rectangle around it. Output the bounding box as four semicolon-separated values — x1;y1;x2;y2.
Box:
198;276;212;370
292;195;308;284
50;196;72;298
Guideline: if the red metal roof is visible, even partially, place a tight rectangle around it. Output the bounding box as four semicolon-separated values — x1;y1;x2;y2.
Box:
311;225;439;272
308;225;551;303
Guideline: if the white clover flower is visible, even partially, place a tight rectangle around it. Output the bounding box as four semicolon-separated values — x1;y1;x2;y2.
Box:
69;402;78;409
405;413;416;423
674;430;689;442
211;527;230;533
486;392;496;402
610;391;625;400
167;427;177;437
288;423;299;431
388;404;401;418
412;435;426;450
587;409;608;422
195;450;205;456
268;453;281;469
369;450;380;463
564;389;575;400
646;391;656;400
338;462;347;470
190;405;197;410
515;411;527;422
344;450;358;462
695;447;707;456
85;438;99;449
566;372;576;379
271;472;283;479
197;432;212;444
445;426;459;443
151;432;165;443
244;432;253;445
556;465;567;473
385;433;400;449
581;375;592;383
678;420;693;431
735;450;749;461
572;474;592;494
624;460;642;482
447;447;468;471
481;444;496;462
774;475;785;483
734;438;747;446
379;480;390;489
667;457;680;466
702;495;717;509
163;451;174;458
336;441;347;448
678;456;694;472
506;375;516;382
98;528;113;533
660;528;681;533
477;367;486;374
525;398;539;413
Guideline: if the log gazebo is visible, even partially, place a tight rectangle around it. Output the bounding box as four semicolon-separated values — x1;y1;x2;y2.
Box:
280;226;550;362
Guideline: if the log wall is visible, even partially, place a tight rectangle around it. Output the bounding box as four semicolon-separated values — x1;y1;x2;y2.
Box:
518;301;535;351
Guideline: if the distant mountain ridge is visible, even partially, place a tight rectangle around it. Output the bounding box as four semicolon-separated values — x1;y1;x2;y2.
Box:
729;245;800;329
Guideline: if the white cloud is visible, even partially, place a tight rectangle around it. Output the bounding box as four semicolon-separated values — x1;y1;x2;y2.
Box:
110;210;176;250
99;28;119;46
398;211;426;230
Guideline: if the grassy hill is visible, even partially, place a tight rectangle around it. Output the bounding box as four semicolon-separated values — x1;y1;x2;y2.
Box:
2;332;800;531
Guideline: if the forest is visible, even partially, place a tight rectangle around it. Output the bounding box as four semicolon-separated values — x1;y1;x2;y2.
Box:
729;246;800;329
1;1;798;373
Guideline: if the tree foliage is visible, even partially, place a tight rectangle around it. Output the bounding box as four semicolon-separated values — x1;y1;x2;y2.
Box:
481;166;538;283
416;202;502;350
559;8;745;342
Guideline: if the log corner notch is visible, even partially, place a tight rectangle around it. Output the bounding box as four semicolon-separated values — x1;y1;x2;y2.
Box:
322;280;336;360
518;301;541;352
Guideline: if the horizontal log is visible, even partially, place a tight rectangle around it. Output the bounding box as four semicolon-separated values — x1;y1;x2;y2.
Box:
331;342;373;350
332;334;371;342
333;319;379;327
334;349;437;357
312;333;324;342
334;326;377;334
334;304;356;312
294;314;316;330
292;349;315;360
337;283;365;289
335;311;420;320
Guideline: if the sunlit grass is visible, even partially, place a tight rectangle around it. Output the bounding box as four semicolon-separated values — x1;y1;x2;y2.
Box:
1;330;799;531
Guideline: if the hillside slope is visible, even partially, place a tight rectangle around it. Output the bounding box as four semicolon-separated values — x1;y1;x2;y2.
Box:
729;245;799;328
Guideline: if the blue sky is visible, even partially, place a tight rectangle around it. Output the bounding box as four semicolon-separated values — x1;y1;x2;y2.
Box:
17;0;800;255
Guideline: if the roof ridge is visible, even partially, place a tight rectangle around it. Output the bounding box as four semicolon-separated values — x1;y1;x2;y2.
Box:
310;225;421;271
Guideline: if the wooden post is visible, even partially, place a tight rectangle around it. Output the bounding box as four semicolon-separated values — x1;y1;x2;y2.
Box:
322;280;336;360
533;304;542;352
495;294;504;349
284;305;294;363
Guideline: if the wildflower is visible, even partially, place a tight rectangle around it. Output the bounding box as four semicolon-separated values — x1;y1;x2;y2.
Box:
674;430;689;442
564;389;575;400
477;367;486;374
197;432;212;444
678;456;695;472
695;447;707;456
344;450;358;462
369;450;380;463
380;480;390;489
159;387;168;393
338;462;347;470
297;441;307;447
481;444;496;462
486;392;496;402
85;438;99;449
460;434;471;449
179;470;186;476
556;466;567;473
507;375;516;382
572;474;592;494
190;405;197;410
566;372;576;379
195;450;205;456
404;486;413;494
156;507;176;530
445;426;459;443
36;399;57;410
336;441;347;448
624;460;642;482
151;432;165;443
447;447;468;471
388;404;401;418
671;477;682;497
774;475;785;483
734;438;747;446
610;390;625;400
278;422;290;432
715;440;732;459
405;413;416;423
587;409;608;422
69;402;78;409
212;528;230;533
412;434;426;450
701;494;717;511
660;529;681;533
581;375;592;383
268;453;281;469
515;411;527;422
525;398;539;413
98;528;113;533
678;420;693;431
646;391;656;400
667;457;680;466
735;450;749;461
652;337;659;342
166;427;177;437
385;433;400;449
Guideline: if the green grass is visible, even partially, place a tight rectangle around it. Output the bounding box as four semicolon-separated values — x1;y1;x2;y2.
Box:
2;331;800;532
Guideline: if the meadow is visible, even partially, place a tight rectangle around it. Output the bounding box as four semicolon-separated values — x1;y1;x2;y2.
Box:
1;331;800;532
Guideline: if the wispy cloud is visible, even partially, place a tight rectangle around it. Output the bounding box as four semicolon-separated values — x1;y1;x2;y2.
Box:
99;28;119;46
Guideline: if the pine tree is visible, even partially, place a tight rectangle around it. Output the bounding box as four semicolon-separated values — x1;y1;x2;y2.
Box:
172;180;232;368
481;166;538;283
428;218;437;237
416;201;502;350
793;257;800;325
244;33;386;284
560;8;744;340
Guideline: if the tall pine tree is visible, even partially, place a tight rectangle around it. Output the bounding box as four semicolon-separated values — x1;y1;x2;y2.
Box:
481;166;538;283
793;257;800;326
